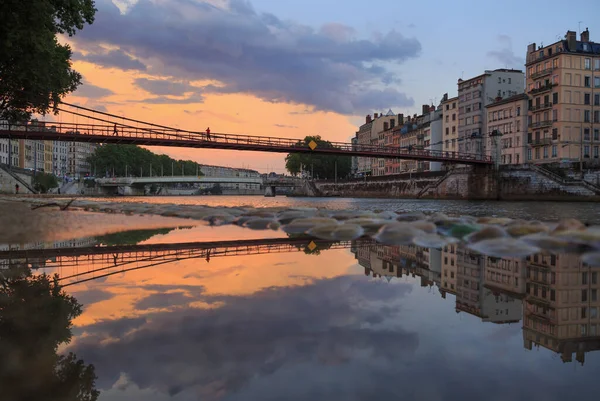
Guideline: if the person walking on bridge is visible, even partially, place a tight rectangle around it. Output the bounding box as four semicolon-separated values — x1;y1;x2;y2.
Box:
113;123;118;136
206;127;211;141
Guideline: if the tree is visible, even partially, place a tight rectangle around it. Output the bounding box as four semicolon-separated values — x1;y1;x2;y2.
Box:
0;266;99;400
285;136;351;180
87;144;203;177
0;0;97;122
33;172;59;193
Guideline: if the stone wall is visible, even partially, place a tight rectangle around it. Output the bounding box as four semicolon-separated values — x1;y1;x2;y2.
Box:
314;165;600;201
0;166;34;194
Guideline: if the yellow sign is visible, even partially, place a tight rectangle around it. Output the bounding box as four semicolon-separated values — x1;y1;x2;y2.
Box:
307;241;317;251
308;140;318;150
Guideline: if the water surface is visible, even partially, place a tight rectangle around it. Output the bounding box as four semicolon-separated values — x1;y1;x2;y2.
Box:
2;223;599;400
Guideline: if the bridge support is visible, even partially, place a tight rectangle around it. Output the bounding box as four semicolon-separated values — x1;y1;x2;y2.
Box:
264;185;276;197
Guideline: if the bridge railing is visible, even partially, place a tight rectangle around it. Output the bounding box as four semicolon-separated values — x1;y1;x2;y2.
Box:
2;122;493;163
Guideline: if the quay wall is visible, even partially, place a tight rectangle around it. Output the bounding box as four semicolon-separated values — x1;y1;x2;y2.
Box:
316;165;600;201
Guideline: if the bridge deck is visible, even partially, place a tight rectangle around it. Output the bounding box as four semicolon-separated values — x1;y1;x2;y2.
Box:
0;122;493;164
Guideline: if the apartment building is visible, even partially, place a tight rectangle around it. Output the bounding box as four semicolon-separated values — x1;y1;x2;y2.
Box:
19;139;45;171
525;28;600;165
486;93;529;165
356;111;399;177
458;69;525;157
0;121;20;167
44;141;53;173
522;253;600;364
427;106;443;172
201;165;261;190
350;137;358;176
441;95;459;158
53;140;69;177
68;136;97;178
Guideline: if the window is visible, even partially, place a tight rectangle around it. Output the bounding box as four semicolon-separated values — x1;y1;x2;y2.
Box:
585;58;591;69
584;145;590;157
585;76;591;87
595;129;600;141
585;93;591;105
595;77;600;88
543;146;548;158
595;146;599;158
595;111;600;123
595;94;600;106
584;128;590;140
595;59;600;70
517;106;521;116
552;109;558;121
527;148;532;160
552;128;558;140
552;145;557;157
585;110;591;122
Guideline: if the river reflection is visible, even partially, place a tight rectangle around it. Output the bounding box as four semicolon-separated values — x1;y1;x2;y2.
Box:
2;226;600;400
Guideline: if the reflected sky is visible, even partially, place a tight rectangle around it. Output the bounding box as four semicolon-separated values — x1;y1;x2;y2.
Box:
2;225;600;401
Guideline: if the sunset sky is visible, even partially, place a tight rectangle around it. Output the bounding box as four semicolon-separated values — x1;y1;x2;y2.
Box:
61;0;599;173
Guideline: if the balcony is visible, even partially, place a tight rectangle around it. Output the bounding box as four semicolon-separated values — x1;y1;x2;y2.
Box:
530;68;553;80
529;102;552;112
528;138;553;146
528;83;553;95
528;120;553;129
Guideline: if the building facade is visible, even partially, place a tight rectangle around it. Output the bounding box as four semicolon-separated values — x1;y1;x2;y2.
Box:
486;93;529;165
200;165;261;191
525;29;600;165
356;111;399;177
53;140;69;177
68;137;97;178
441;95;459;159
458;69;525;157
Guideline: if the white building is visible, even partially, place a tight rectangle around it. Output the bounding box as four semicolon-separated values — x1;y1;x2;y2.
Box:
68;134;97;178
53;140;69;177
427;106;444;172
457;69;525;157
200;165;261;191
356;111;398;176
0;121;19;167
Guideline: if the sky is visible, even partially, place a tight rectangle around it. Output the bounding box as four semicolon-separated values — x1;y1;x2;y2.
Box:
60;0;600;173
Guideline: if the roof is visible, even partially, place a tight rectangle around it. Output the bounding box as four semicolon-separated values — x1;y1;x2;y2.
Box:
485;93;528;108
526;37;600;66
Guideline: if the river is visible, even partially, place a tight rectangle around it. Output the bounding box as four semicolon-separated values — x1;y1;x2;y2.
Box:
87;195;600;223
1;196;599;400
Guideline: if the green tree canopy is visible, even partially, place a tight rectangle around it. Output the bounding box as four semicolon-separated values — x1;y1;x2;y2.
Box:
285;136;351;180
0;266;99;400
33;172;59;193
0;0;96;122
87;144;204;177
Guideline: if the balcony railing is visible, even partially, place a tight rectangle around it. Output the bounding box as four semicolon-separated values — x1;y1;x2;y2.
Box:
530;68;553;80
528;83;554;95
528;138;553;146
528;120;553;129
529;102;552;112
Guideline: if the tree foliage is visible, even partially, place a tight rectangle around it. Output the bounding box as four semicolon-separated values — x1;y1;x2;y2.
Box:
87;144;204;177
33;172;59;193
285;136;351;179
0;0;97;123
0;266;99;400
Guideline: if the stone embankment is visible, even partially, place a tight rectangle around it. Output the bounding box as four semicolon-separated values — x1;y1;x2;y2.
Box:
316;165;600;201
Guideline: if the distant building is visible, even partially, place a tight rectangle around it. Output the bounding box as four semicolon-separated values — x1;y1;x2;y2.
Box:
53;140;69;177
458;69;525;157
356;111;399;177
68;133;97;178
441;95;459;167
350;136;358;176
200;165;260;191
486;93;529;165
525;28;600;165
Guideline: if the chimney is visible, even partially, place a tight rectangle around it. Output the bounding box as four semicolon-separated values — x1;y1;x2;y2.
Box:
429;105;435;112
527;43;537;54
374;113;379;118
383;122;389;131
366;114;372;123
496;96;502;102
581;28;590;43
398;113;404;125
422;104;429;115
566;30;576;51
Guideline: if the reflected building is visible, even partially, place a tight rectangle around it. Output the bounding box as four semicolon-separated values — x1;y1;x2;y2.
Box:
523;253;600;365
352;241;600;364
